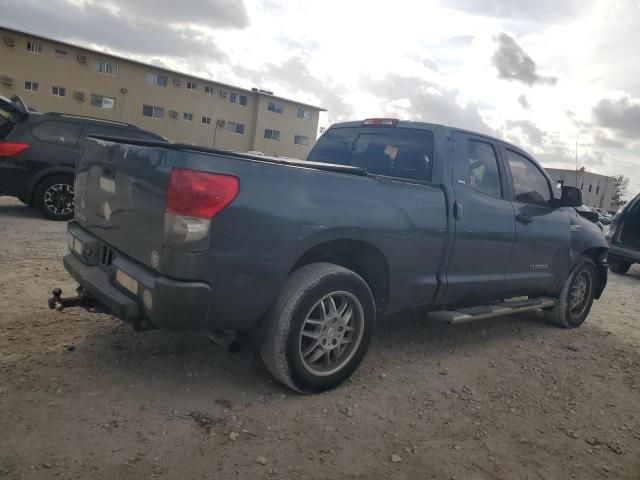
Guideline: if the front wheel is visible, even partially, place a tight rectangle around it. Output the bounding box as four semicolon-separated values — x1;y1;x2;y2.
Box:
261;263;376;393
608;258;631;275
33;175;75;221
545;257;597;328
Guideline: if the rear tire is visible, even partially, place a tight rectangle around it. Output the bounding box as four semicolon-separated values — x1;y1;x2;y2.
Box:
545;257;597;329
33;175;74;221
261;263;376;393
608;259;631;275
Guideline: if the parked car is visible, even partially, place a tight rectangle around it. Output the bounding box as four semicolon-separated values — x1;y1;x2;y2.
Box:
0;95;166;220
605;193;640;274
50;118;608;393
592;207;613;225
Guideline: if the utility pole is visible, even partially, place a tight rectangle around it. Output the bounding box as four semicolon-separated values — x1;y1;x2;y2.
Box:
575;140;578;187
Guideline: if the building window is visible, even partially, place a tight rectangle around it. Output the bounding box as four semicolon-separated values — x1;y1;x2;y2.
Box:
588;184;593;193
91;94;116;110
54;47;68;59
24;81;39;92
51;86;66;97
96;60;118;76
267;101;284;113
227;122;245;134
204;86;214;95
142;104;164;118
294;135;309;145
201;116;211;125
186;81;197;91
230;93;247;106
264;128;280;141
297;108;311;119
596;185;600;194
183;112;193;122
26;40;42;53
145;73;168;87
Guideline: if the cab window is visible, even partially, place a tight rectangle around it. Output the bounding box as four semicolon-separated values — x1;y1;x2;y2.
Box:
455;140;502;198
507;150;551;206
307;127;434;181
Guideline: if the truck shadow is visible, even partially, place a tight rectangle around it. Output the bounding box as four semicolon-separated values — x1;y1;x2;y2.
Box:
73;308;551;403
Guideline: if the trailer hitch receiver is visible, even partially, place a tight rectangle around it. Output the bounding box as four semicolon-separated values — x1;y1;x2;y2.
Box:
48;287;93;311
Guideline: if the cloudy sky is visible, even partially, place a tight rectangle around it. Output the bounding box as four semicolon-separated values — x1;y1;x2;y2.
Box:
2;0;639;195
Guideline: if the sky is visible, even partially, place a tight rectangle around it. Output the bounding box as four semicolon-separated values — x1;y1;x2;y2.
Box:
2;0;639;197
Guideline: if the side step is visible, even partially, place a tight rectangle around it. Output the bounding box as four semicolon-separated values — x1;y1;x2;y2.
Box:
428;297;556;324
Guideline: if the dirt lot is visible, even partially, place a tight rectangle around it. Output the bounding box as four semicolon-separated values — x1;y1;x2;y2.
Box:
0;196;639;480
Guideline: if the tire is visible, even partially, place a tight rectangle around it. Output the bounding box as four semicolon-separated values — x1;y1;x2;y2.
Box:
261;263;376;393
33;175;75;221
545;256;598;329
608;258;631;275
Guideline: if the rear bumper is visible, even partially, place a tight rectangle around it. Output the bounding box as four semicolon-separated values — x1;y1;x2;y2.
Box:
63;230;211;330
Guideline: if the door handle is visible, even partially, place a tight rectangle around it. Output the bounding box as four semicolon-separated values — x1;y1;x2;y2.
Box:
516;213;532;224
454;201;463;220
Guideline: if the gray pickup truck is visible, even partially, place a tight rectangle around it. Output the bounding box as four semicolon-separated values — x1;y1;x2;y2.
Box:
51;118;608;393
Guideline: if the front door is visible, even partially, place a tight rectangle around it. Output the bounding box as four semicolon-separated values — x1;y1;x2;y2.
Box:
501;147;572;297
442;132;516;304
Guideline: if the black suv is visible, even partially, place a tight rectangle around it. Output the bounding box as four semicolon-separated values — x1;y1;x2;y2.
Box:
605;192;640;274
0;95;165;220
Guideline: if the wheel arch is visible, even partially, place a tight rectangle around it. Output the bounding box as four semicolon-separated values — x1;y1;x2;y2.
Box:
289;239;391;313
580;246;608;299
26;167;75;204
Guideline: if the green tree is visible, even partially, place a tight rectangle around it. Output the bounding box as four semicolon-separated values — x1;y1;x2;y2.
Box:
611;174;630;207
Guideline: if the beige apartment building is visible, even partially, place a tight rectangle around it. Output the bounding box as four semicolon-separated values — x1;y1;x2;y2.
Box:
0;26;325;158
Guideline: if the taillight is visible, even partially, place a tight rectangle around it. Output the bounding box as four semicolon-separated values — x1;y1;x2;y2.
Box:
164;168;239;250
362;118;399;126
0;142;30;157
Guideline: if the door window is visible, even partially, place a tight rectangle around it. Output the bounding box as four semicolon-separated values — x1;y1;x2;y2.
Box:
454;140;502;198
31;121;83;146
507;150;551;206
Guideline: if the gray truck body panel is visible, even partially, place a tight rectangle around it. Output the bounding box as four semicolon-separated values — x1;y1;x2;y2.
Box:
65;122;608;330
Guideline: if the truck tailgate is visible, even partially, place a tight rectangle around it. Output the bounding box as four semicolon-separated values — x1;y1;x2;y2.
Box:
74;137;171;270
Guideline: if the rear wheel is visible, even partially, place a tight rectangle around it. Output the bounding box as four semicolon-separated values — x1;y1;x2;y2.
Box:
33;175;74;221
261;263;375;393
545;257;597;328
608;258;631;275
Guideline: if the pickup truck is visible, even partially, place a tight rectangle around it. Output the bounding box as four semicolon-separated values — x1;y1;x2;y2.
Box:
51;118;609;393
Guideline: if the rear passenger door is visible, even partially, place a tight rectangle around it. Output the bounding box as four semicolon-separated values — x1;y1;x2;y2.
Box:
501;147;572;296
443;132;515;304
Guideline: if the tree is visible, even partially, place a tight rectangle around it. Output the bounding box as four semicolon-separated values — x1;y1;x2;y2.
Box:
611;174;630;207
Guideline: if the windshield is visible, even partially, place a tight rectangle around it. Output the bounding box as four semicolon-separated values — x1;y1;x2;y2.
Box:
307;127;434;181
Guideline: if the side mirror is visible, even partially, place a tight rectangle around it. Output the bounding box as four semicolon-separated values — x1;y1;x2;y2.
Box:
556;185;582;207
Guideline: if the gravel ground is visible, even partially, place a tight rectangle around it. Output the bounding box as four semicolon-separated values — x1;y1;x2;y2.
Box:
1;196;639;480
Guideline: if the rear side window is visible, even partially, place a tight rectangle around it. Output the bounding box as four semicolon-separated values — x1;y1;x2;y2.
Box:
307;127;434;181
31;121;83;146
507;150;551;206
454;140;502;198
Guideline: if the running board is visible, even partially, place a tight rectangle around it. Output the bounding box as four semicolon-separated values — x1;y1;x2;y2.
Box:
428;297;556;324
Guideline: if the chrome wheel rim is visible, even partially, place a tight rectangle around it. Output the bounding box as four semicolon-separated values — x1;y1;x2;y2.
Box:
570;270;592;316
44;183;74;216
298;291;365;377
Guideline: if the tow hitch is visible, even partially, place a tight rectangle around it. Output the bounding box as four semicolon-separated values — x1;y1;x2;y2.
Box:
48;287;95;312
